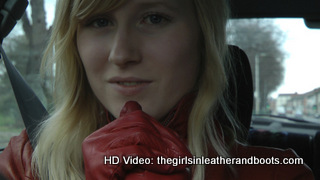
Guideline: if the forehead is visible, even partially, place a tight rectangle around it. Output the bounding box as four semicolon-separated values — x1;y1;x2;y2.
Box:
75;0;193;19
119;0;182;9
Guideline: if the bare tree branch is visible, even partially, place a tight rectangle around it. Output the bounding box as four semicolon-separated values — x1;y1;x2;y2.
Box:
21;13;32;41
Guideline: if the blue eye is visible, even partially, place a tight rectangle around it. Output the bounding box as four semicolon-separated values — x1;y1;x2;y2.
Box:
147;15;164;24
142;14;171;25
91;18;112;28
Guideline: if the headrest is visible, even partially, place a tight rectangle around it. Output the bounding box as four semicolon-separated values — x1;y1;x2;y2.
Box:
218;45;253;140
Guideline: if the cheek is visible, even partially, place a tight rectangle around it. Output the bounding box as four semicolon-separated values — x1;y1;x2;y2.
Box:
76;32;110;102
149;31;201;83
141;34;200;119
77;31;108;72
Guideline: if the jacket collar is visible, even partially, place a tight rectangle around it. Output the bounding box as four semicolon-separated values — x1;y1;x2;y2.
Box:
164;92;196;141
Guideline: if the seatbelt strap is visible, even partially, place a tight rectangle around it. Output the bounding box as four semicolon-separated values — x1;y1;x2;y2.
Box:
0;0;48;149
0;45;48;149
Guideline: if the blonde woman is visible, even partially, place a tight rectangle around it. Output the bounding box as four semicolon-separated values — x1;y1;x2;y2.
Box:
0;0;314;179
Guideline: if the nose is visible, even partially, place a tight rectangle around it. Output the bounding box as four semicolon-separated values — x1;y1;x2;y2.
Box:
108;29;141;68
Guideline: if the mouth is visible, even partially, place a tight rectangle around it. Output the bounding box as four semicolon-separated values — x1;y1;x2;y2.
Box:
108;77;152;96
117;82;147;86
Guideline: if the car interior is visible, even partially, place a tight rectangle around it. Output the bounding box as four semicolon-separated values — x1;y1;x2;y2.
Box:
229;0;320;179
0;0;320;179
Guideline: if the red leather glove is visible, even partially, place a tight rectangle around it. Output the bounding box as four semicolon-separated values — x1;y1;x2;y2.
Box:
82;101;192;180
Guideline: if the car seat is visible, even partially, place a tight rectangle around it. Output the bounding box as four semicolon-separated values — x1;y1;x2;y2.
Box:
217;45;254;140
224;45;319;179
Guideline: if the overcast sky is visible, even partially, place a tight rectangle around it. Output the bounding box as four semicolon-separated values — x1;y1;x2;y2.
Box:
44;0;55;25
273;19;320;97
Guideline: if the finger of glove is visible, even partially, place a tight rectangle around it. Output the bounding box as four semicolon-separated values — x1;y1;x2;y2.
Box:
87;111;158;138
113;111;188;152
120;101;142;117
114;100;186;149
83;122;165;152
118;110;189;151
83;128;190;167
83;121;191;160
84;111;186;153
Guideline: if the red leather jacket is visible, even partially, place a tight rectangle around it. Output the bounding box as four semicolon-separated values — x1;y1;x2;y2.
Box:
0;95;314;179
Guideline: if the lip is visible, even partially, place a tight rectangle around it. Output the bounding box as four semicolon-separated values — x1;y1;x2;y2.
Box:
108;77;152;96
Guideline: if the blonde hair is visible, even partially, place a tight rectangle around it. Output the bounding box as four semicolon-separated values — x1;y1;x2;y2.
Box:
32;0;242;179
190;0;242;179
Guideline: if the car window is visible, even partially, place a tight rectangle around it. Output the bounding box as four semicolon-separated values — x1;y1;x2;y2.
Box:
227;18;320;136
0;0;56;149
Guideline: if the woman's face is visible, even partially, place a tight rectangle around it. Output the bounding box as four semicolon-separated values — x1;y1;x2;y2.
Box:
77;0;201;120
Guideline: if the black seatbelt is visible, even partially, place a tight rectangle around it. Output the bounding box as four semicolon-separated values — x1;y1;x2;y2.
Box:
0;0;48;149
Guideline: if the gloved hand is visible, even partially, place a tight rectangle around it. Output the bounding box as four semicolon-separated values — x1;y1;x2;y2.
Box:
82;101;192;180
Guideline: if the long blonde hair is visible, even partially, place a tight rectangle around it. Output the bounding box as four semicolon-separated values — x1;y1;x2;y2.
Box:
190;0;242;179
32;0;242;179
